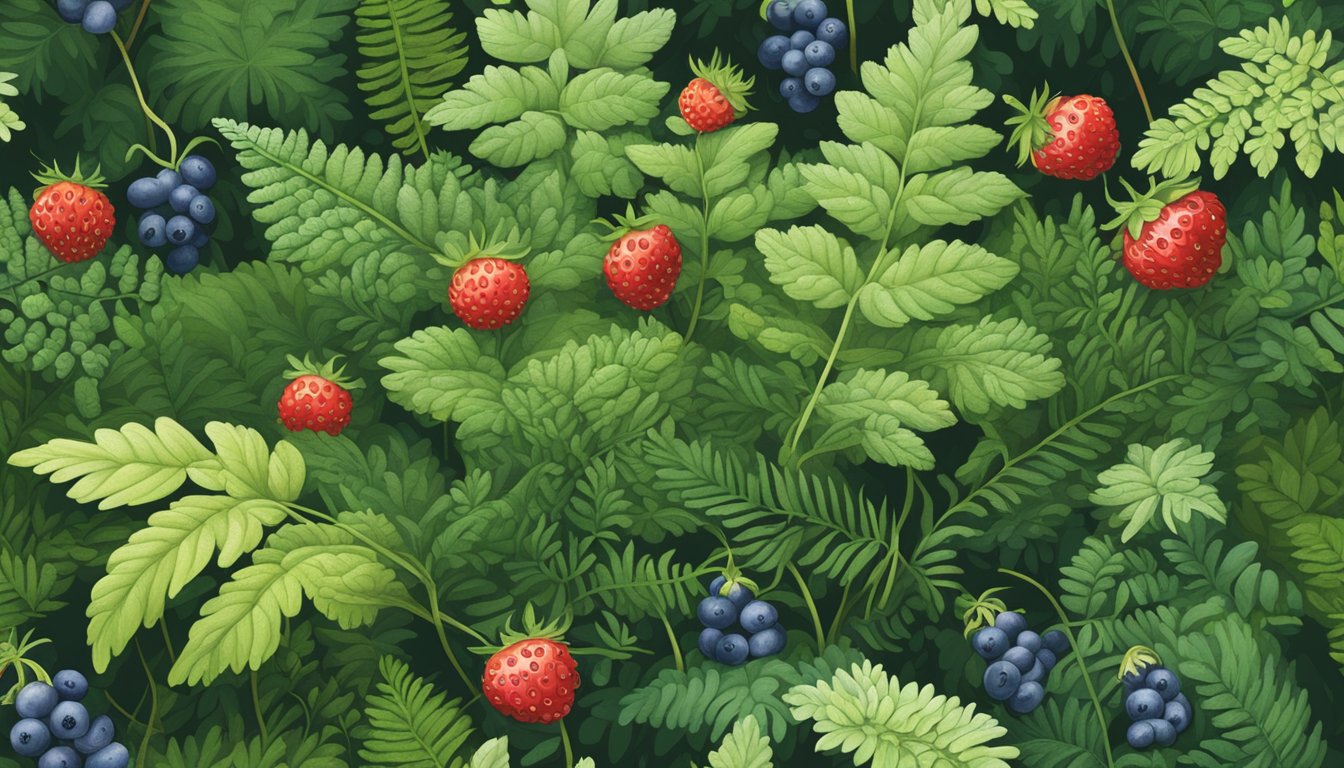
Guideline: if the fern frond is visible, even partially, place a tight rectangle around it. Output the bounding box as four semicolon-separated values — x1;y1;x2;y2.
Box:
697;715;774;768
1161;516;1302;631
356;0;468;159
357;656;473;768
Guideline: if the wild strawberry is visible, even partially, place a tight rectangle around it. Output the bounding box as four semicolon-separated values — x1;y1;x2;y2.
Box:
28;160;116;264
1005;86;1120;181
598;206;682;310
277;355;362;436
679;52;754;133
449;258;531;330
482;638;579;724
1104;177;1227;290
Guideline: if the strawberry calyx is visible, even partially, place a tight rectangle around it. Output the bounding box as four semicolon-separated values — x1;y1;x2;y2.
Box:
434;223;531;269
958;587;1013;638
30;157;107;197
689;51;755;118
1102;176;1203;240
1003;84;1060;167
471;603;572;655
592;203;661;242
282;354;365;390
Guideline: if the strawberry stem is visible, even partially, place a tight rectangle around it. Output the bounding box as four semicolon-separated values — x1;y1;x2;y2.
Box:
560;719;574;768
683;135;713;343
845;0;858;74
111;30;180;167
1103;0;1153;125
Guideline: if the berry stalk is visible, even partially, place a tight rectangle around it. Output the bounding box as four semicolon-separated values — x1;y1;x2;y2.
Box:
111;30;179;166
682;135;714;343
845;0;857;73
1103;0;1153;124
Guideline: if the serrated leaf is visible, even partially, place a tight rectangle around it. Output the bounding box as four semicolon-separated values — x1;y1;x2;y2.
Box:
470;111;568;167
425;65;559;131
702;715;774;768
905;317;1065;414
857;240;1018;328
755;226;864;309
357;656;474;767
380;327;508;423
559;69;668;130
1090;439;1228;542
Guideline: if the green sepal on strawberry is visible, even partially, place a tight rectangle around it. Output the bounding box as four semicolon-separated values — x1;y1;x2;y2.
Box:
679;51;755;133
276;354;364;436
595;204;683;311
28;158;116;264
435;225;533;330
1004;85;1120;181
1103;176;1228;290
475;604;580;725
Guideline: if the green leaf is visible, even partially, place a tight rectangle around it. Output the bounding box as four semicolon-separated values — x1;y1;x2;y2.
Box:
205;423;306;502
595;7;676;70
817;369;955;469
902;167;1025;227
727;304;832;367
357;656;474;767
700;715;774;768
755;226;865;309
625;143;702;197
904;317;1065;414
571;130;646;198
424;65;559;131
380;327;508;424
0;0;99;100
470;111;568;166
701;123;780;198
7;417;221;510
468;738;510;768
799;162;893;241
559;69;668;130
1089;439;1228;542
857;240;1018;328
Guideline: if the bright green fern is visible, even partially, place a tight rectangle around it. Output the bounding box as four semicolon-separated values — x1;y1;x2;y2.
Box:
357;655;474;767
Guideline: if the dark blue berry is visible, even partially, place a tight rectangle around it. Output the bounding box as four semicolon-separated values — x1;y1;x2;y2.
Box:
81;1;117;34
187;195;215;224
16;682;59;719
166;215;196;245
1164;693;1192;733
804;40;835;67
86;743;130;768
803;68;836;97
126;177;168;209
155;169;183;189
165;245;200;275
169;184;199;214
788;30;815;50
1126;720;1156;749
1020;659;1048;685
47;701;89;740
971;627;1008;660
1040;630;1069;655
815;17;848;48
1015;630;1042;653
788;92;820;113
74;714;115;754
781;50;809;77
1036;648;1057;671
1145;667;1180;701
698;627;723;658
38;745;82;768
758;35;791;70
983;660;1020;701
697;596;737;630
715;634;749;665
708;576;726;596
994;612;1028;642
57;0;89;25
1125;688;1164;721
779;77;803;99
766;1;796;31
52;670;88;701
178;155;217;189
1149;717;1177;747
792;0;828;29
138;213;167;248
1122;668;1149;694
1002;646;1034;673
747;627;786;658
738;600;778;632
190;228;210;248
10;718;51;757
1006;681;1043;715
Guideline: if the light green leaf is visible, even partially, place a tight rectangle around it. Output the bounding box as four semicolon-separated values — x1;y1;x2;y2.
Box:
904;125;1003;174
559;69;668;130
424;65;558;131
800;162;893;241
755;226;864;309
596;8;675;70
727;304;832;367
358;656;474;767
469;737;510;768
571;130;647;198
902;167;1024;227
205;423;306;502
380;327;508;423
701;715;774;768
7;417;222;510
625;143;702;197
857;240;1018;328
1089;439;1228;542
700;123;781;198
469;111;568;166
819;369;956;433
905;317;1065;414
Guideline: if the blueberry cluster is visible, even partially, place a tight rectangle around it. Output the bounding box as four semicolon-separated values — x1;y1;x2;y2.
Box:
971;612;1070;715
1123;666;1192;749
696;577;786;665
55;0;131;35
758;0;848;113
9;670;128;768
127;156;217;275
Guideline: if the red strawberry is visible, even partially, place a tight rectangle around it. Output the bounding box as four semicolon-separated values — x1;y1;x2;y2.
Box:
277;355;363;436
603;220;682;310
449;257;531;330
482;638;579;724
1005;87;1120;181
679;52;754;133
1104;177;1227;290
28;160;116;264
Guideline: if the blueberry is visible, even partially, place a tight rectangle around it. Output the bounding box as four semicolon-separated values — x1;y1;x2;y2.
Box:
38;746;83;768
780;77;803;99
971;627;1008;660
48;701;90;740
74;714;115;754
766;1;796;31
166;245;200;275
792;0;828;29
169;184;199;214
758;35;791;70
1040;630;1069;655
994;612;1028;642
748;626;786;658
10;718;51;757
1122;668;1149;695
138;213;168;248
739;600;778;633
178;155;217;189
126;177;168;209
1145;667;1180;701
1125;688;1165;721
166;215;196;245
1036;648;1057;671
86;742;130;768
1162;695;1191;734
155;169;183;190
1126;720;1156;750
708;576;726;596
788;31;815;50
697;596;738;630
187;195;215;224
53;670;89;701
815;17;848;48
16;682;59;718
190;228;210;248
1002;646;1035;673
781;50;809;77
1006;680;1044;715
57;0;90;25
804;40;835;67
81;1;118;34
715;634;749;665
1148;717;1177;747
1020;659;1048;685
803;68;836;97
788;93;820;113
1013;630;1042;653
698;627;723;658
983;660;1021;701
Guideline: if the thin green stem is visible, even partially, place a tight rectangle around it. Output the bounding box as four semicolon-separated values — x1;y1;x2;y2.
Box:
1103;0;1153;124
845;0;857;74
251;669;270;744
787;562;826;651
111;31;179;165
683;134;713;343
560;719;574;768
159;621;176;665
427;587;479;694
659;613;685;673
133;637;158;768
104;692;149;730
788;298;859;456
0;263;75;296
826;581;852;645
126;0;152;49
382;0;432;160
1000;568;1115;768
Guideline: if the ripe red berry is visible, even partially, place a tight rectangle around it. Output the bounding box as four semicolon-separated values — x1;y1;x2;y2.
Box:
28;161;116;264
604;225;682;310
449;257;531;330
482;638;579;725
1005;88;1120;181
276;355;361;436
1121;190;1226;290
679;52;754;134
